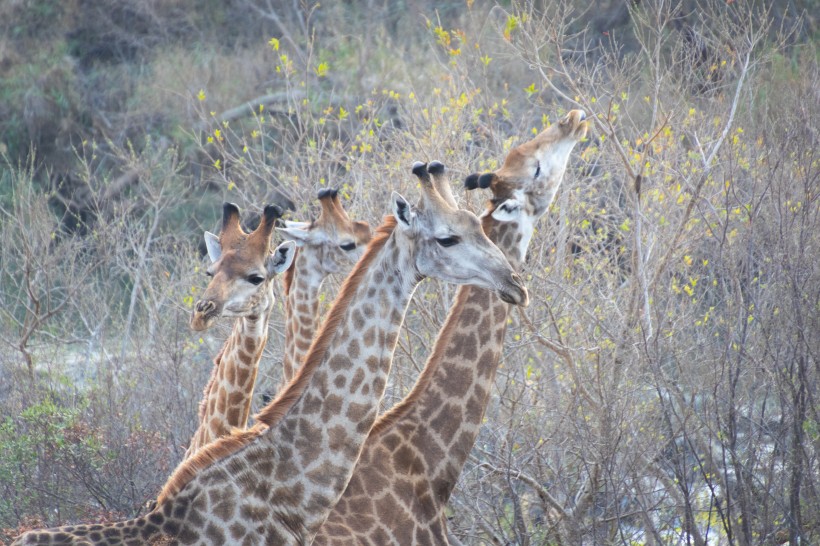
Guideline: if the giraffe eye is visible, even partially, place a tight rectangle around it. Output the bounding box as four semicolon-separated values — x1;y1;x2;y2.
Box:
534;161;541;179
435;236;459;247
247;275;265;285
339;242;356;251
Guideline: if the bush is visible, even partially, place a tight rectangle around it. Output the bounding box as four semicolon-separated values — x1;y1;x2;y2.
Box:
0;1;817;544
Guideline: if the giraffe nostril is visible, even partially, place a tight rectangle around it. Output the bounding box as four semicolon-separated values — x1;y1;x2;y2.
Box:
191;301;219;331
195;300;216;314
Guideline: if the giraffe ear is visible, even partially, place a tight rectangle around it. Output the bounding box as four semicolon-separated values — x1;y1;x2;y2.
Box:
491;199;523;223
392;191;415;229
276;226;311;247
267;241;296;275
204;231;222;263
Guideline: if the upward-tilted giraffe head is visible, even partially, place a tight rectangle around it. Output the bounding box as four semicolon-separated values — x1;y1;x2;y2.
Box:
466;109;588;210
393;161;530;306
191;203;296;331
465;109;589;260
276;187;372;275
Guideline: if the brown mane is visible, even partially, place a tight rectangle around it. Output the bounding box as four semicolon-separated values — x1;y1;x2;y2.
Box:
157;216;398;503
370;202;500;437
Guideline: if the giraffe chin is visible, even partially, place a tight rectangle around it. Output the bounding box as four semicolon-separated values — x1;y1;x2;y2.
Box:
496;272;529;307
190;312;218;331
499;285;529;307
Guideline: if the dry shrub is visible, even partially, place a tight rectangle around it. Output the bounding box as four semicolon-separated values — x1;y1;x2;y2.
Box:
0;2;817;545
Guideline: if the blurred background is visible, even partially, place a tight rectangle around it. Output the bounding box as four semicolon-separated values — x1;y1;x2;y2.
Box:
0;1;817;543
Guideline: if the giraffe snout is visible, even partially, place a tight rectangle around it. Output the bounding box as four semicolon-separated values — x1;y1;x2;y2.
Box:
499;273;529;307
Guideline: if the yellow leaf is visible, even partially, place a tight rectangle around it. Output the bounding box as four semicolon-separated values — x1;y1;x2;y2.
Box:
503;15;519;41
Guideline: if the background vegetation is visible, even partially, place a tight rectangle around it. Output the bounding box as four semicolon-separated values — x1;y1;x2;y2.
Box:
0;0;817;544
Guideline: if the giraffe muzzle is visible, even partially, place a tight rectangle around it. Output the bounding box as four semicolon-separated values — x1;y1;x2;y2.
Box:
499;273;529;307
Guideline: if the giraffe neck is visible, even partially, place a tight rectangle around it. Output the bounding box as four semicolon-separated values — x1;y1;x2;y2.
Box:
314;217;527;544
258;232;419;536
12;515;149;545
375;217;524;499
184;304;271;459
282;249;325;382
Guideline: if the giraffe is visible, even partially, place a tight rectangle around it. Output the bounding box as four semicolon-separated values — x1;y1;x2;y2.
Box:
183;203;296;459
187;191;369;460
277;188;372;382
13;162;528;546
313;109;589;545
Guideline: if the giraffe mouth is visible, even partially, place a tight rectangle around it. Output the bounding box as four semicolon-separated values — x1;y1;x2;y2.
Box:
497;272;529;307
569;110;589;139
190;313;217;331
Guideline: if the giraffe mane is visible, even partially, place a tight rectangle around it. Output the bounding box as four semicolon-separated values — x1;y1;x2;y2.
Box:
156;216;398;504
157;426;261;503
369;203;500;437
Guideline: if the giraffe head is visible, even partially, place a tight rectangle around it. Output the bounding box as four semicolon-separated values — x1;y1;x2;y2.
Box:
464;109;588;258
191;203;296;331
392;161;529;306
276;188;372;275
